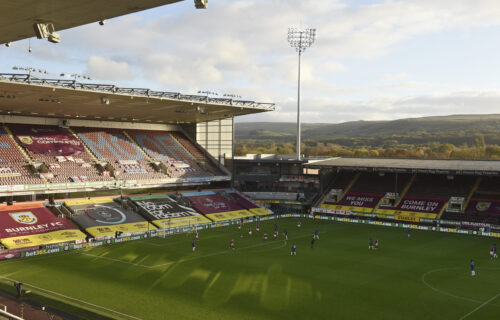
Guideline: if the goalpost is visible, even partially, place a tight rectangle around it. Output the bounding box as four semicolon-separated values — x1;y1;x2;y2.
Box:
161;218;199;238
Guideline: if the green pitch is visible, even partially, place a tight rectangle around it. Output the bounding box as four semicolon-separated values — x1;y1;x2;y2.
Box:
0;219;499;320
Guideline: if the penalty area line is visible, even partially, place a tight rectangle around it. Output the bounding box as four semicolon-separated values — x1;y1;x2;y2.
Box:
79;252;153;269
72;230;328;269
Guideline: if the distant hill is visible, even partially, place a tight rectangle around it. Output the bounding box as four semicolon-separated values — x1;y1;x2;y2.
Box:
236;114;500;146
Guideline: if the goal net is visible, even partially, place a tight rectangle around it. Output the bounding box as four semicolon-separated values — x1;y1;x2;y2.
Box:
161;218;199;238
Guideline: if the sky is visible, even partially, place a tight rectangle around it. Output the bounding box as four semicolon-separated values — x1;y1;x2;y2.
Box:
2;0;500;123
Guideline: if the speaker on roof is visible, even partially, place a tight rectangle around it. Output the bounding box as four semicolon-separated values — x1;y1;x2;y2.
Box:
194;0;208;9
58;119;69;128
33;23;60;43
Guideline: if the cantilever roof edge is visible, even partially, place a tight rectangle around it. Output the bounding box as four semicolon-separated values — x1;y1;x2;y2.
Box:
0;73;275;111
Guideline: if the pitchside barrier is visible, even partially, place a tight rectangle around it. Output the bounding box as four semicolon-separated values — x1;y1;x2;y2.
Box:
0;212;498;261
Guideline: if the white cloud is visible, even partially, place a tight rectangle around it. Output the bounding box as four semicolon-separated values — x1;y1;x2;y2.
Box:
323;62;349;73
86;56;133;80
379;73;409;82
3;0;500;123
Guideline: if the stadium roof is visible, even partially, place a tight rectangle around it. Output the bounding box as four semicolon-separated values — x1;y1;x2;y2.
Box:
234;154;333;164
0;73;274;124
0;0;182;44
306;157;500;175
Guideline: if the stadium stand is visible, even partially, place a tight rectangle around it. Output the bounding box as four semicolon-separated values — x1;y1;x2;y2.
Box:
73;127;167;181
405;174;475;199
349;172;412;194
126;129;218;178
470;176;500;200
129;194;212;228
7;124;112;183
169;132;223;173
437;176;500;225
327;170;358;191
0;295;65;320
455;199;500;224
219;190;271;216
0;127;42;185
64;197;155;238
317;172;413;214
0;203;86;249
182;191;256;222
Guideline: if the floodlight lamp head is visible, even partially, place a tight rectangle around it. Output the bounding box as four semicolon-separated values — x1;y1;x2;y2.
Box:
287;27;317;53
101;97;110;105
194;0;208;9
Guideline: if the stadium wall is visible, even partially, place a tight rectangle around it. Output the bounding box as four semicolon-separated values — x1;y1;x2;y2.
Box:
190;118;234;161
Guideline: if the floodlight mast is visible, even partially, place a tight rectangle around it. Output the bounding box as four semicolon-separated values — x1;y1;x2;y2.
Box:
287;28;316;160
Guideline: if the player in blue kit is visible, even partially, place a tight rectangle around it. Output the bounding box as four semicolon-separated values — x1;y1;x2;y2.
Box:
407;228;411;238
494;244;498;259
314;229;319;239
192;239;196;252
291;243;297;256
470;259;475;276
310;236;315;248
368;238;374;250
283;230;288;241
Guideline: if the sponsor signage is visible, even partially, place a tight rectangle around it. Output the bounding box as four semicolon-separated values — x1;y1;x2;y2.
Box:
122;163;148;174
0;185;24;192
395;214;420;223
67;198;153;236
186;177;212;182
0;203;85;249
0;203;80;239
337;193;382;208
396;197;446;214
185;193;246;214
130;195;212;228
466;199;500;215
132;195;201;220
15;127;85;156
0;166;21;177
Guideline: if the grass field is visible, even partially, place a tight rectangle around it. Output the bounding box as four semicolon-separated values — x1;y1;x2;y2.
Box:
0;218;499;320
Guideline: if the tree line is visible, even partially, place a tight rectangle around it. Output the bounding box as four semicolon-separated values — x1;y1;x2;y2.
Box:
236;133;500;159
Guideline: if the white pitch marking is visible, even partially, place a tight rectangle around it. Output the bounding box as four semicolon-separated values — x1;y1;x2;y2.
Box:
421;267;500;309
459;293;500;320
139;231;230;247
421;268;482;304
150;231;321;268
79;252;153;269
75;235;290;269
0;276;143;320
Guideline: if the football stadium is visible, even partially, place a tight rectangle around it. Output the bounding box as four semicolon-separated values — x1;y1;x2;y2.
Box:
0;1;499;320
